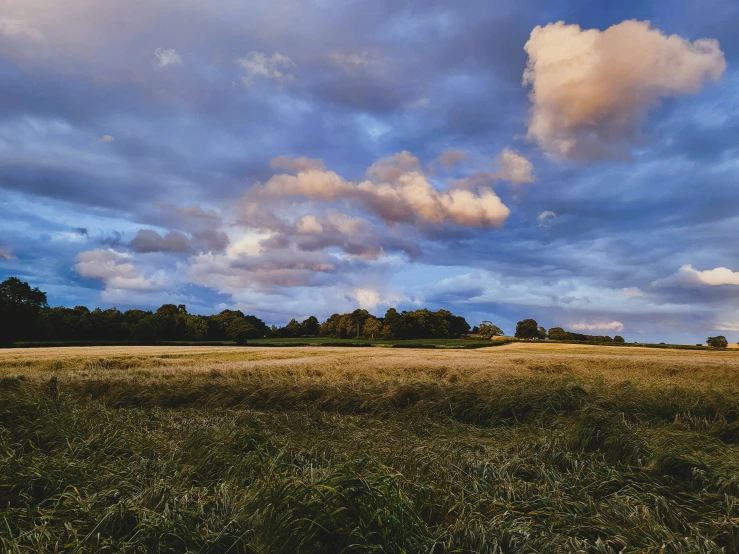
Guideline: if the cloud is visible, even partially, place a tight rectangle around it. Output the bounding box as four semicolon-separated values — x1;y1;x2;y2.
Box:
153;48;183;68
523;20;726;160
0;246;16;260
270;155;325;173
0;17;43;42
494;148;534;183
75;249;161;291
621;287;646;298
129;228;230;254
436;150;467;168
712;321;739;332
570;320;625;332
537;210;557;227
653;264;739;287
236;52;296;86
99;135;115;143
249;151;511;228
130;229;192;254
257;210;420;261
328;51;385;73
351;287;408;311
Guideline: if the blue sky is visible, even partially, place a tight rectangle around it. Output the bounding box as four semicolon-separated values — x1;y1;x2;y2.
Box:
1;0;738;342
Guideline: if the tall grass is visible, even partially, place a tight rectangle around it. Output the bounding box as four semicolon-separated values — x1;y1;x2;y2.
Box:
1;344;739;552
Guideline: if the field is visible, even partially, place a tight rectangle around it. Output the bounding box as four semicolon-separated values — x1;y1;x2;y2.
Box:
1;344;739;553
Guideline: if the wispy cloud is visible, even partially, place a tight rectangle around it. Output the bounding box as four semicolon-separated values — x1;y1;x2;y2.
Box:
153;48;183;68
570;320;624;332
236;52;296;86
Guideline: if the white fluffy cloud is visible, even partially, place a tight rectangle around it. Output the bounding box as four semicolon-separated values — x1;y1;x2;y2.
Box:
570;321;625;332
153;48;182;68
523;20;726;160
75;249;161;291
250;152;511;228
236;52;296;86
652;264;739;287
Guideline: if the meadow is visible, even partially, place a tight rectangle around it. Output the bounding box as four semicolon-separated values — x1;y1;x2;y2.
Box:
1;343;739;553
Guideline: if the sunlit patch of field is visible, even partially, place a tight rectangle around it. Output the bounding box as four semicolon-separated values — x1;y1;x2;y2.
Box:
2;344;739;552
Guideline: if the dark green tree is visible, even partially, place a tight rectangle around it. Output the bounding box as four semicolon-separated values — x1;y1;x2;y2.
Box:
614;335;625;343
0;277;48;346
515;319;539;339
227;320;259;345
301;316;320;336
383;308;406;339
478;321;504;338
707;335;728;348
537;326;547;339
548;327;567;341
350;309;371;339
283;318;302;338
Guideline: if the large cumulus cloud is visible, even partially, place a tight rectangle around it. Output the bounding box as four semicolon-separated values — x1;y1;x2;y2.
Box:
523;20;726;160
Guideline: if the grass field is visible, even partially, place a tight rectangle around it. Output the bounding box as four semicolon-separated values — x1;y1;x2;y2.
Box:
2;343;739;552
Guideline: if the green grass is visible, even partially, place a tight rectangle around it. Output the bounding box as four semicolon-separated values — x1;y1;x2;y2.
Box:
14;336;502;349
1;347;739;552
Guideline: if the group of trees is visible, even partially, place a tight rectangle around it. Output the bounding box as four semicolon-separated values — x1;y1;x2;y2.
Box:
318;308;470;340
509;318;626;343
0;277;471;345
35;305;270;345
546;326;625;343
4;277;737;348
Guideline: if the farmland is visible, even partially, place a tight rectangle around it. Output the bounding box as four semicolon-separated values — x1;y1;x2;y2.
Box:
2;343;739;552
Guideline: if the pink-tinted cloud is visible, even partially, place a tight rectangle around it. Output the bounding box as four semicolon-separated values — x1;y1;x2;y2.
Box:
523;20;726;160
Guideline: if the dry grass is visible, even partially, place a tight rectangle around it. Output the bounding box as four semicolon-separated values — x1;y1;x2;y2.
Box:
2;343;739;552
2;342;738;391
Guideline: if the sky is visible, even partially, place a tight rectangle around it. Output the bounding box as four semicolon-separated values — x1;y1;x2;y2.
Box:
0;0;738;343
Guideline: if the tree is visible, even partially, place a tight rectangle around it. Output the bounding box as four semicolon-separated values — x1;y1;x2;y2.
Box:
184;315;208;341
707;335;728;348
362;317;382;340
515;319;539;339
227;320;259;345
350;309;371;339
537;326;547;340
478;321;504;338
614;335;625;343
383;308;405;339
283;318;302;338
301;316;320;336
131;314;169;344
548;327;567;341
0;277;48;346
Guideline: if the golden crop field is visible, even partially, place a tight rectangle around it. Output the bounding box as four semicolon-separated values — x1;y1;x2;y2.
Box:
2;343;739;552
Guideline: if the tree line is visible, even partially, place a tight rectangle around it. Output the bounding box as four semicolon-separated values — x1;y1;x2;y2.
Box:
0;277;470;346
1;277;733;347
